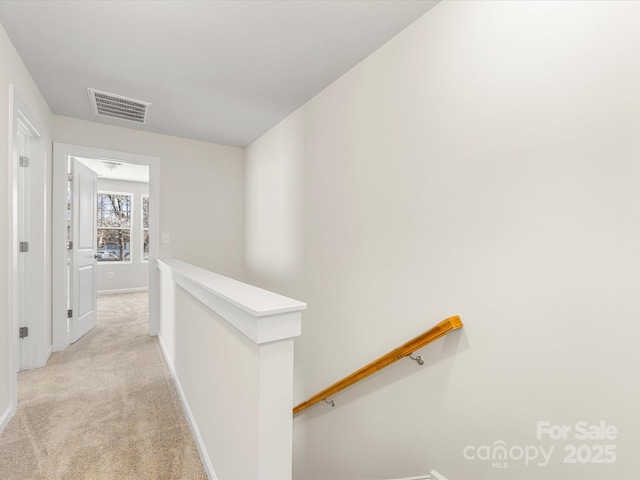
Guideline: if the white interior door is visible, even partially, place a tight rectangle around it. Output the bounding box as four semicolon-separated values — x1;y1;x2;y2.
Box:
14;108;47;371
16;120;30;370
70;158;98;343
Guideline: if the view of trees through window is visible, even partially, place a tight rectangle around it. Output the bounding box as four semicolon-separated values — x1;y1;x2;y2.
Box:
142;195;149;261
97;193;131;262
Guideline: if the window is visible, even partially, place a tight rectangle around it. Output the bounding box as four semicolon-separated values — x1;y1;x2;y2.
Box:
142;195;149;262
97;192;132;262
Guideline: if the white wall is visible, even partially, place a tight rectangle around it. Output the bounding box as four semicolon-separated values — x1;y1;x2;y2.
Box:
0;21;52;430
245;2;640;479
53;115;245;281
96;178;149;293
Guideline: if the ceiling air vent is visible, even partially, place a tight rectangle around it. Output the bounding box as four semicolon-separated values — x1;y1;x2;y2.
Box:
87;88;151;124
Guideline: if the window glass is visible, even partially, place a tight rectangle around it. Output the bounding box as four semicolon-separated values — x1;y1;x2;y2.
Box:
97;193;132;262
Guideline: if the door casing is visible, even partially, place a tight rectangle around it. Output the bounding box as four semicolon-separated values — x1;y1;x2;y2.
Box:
52;143;160;352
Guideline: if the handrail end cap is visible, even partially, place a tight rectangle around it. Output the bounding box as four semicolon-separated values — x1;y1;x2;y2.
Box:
448;315;463;330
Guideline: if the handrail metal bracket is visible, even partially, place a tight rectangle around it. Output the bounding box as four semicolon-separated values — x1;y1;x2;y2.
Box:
409;354;424;365
323;398;335;407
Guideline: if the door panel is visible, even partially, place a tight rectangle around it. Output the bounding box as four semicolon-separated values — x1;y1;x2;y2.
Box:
77;266;95;315
71;159;98;343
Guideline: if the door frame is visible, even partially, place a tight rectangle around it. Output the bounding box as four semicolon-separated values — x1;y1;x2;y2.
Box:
52;143;160;351
8;86;47;422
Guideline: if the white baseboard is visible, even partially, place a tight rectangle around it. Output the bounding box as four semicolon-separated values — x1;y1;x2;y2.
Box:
157;335;217;480
389;477;430;480
390;477;430;480
0;403;14;437
98;287;149;295
389;471;445;480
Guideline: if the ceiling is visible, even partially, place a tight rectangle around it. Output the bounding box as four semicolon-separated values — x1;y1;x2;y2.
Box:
75;157;149;183
0;0;439;148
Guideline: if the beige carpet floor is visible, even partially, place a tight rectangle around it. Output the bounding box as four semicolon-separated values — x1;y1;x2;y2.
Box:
0;292;207;479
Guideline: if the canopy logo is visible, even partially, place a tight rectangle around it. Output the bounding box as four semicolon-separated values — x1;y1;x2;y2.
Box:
463;420;618;469
463;440;554;468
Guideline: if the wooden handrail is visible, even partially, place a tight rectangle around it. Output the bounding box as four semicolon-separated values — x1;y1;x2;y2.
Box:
293;315;463;416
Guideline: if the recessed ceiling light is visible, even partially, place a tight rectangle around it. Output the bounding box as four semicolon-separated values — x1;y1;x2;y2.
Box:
102;161;121;171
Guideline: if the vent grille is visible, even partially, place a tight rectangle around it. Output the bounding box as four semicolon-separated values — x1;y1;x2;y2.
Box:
87;88;151;124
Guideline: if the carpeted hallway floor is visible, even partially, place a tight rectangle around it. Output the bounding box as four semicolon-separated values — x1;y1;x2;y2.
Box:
0;292;207;479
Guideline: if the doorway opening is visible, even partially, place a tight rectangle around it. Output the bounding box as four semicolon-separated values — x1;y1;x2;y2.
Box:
53;144;160;352
72;157;150;343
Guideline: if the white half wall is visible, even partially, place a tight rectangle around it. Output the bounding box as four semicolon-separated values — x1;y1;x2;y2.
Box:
245;1;640;479
157;259;305;480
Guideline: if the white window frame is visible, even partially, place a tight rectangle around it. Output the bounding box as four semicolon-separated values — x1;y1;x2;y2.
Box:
97;190;134;264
